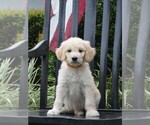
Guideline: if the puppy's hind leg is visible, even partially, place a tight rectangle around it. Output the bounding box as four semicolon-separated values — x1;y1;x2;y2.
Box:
61;106;74;114
74;110;84;116
95;89;101;108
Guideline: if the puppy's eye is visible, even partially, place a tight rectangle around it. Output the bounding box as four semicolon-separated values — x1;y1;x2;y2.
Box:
79;49;83;53
67;49;71;53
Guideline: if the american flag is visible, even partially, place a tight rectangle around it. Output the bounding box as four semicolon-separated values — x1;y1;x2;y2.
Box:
49;0;85;52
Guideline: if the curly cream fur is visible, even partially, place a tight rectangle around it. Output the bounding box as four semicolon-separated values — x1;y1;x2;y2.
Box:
47;37;101;117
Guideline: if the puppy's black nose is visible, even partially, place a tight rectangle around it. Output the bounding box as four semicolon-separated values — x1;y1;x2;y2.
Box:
72;57;78;61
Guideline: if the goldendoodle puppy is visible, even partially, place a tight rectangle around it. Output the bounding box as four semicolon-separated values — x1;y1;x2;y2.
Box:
47;37;101;117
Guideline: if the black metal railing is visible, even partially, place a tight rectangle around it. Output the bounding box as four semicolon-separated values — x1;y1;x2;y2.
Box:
32;0;122;110
0;0;122;110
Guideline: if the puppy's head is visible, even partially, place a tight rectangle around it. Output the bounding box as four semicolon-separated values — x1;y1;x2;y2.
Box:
56;37;95;67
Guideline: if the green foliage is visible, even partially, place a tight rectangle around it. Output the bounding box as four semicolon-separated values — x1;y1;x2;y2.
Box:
28;58;40;109
28;9;56;107
123;53;150;109
48;51;56;86
28;58;55;109
0;58;55;109
0;10;25;49
78;0;118;75
29;9;44;49
0;58;19;109
94;58;122;109
0;9;44;49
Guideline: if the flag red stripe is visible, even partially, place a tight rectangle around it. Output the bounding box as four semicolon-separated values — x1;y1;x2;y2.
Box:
49;0;86;52
49;26;59;52
65;0;86;40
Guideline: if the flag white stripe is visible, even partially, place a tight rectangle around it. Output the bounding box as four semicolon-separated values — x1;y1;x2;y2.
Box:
50;0;59;42
65;0;73;31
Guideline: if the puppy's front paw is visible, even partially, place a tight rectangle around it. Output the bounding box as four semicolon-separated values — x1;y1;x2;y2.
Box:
86;110;99;117
47;109;60;116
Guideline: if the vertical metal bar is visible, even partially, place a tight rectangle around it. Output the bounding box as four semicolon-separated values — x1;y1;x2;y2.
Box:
133;0;150;109
40;0;51;109
58;0;66;46
19;0;28;109
71;0;79;37
122;0;131;108
111;0;122;109
43;0;51;41
83;0;97;71
40;55;48;109
19;54;28;109
84;0;97;47
99;0;110;109
122;0;131;70
56;0;66;86
24;0;28;41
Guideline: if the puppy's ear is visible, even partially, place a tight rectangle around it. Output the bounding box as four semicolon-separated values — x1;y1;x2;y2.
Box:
56;43;66;61
84;41;96;62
